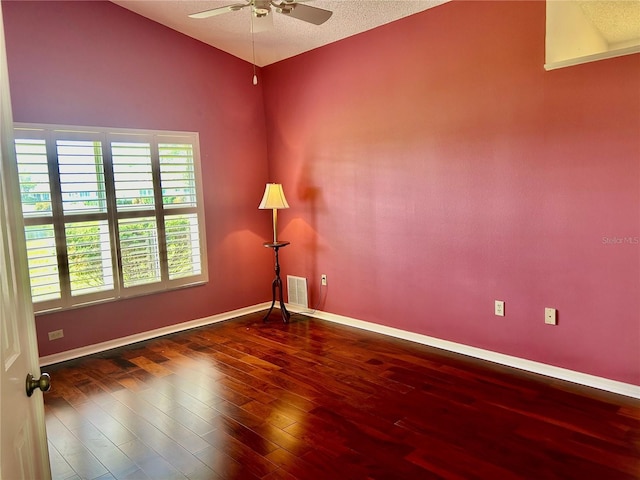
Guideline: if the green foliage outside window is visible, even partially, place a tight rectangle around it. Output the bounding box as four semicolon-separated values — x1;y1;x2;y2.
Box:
166;216;197;278
66;223;110;294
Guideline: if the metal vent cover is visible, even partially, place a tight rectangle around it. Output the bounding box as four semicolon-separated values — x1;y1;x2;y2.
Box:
287;275;308;308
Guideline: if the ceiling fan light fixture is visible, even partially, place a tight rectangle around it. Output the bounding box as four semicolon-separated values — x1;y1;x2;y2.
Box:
253;0;271;17
254;7;270;17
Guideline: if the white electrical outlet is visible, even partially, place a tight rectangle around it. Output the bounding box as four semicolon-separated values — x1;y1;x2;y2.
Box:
48;329;64;340
494;300;505;316
321;274;327;286
545;308;557;325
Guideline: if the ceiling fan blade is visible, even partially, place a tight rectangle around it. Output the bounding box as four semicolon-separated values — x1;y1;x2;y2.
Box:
189;3;248;19
283;3;332;25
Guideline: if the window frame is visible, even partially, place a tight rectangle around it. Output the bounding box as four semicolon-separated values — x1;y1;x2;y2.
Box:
14;123;208;314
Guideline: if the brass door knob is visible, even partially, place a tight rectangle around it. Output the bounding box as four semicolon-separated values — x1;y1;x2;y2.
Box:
26;373;51;397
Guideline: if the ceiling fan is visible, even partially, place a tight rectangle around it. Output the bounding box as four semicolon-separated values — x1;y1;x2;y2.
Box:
189;0;333;26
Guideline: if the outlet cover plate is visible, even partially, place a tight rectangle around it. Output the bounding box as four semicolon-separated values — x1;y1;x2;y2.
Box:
48;329;64;341
495;300;505;316
545;307;557;325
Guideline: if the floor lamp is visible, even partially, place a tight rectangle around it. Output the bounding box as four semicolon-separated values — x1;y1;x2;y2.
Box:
259;183;290;322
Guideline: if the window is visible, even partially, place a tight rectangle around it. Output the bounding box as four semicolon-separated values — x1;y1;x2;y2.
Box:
14;124;208;313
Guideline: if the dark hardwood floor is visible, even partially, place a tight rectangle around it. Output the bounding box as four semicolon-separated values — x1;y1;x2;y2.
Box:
43;312;640;480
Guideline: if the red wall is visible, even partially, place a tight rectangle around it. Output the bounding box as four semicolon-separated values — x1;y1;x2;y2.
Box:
3;1;274;356
262;1;640;384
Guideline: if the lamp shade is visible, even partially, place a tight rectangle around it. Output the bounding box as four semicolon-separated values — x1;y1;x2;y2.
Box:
258;183;289;210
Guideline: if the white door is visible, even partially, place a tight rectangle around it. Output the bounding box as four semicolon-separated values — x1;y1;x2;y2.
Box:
0;6;51;480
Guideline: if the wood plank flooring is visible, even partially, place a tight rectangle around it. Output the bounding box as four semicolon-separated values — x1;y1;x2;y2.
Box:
43;311;640;479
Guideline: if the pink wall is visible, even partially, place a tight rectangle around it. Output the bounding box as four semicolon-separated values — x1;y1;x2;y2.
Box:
3;1;274;356
3;1;639;384
262;1;640;384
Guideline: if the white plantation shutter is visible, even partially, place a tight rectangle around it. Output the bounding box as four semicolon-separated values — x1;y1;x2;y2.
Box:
109;136;162;294
56;138;107;215
159;142;202;280
13;124;207;313
159;143;197;207
15;138;52;216
54;134;115;304
23;224;60;304
15;136;61;306
111;141;155;211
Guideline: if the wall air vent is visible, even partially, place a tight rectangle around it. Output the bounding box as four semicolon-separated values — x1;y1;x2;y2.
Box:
287;275;308;308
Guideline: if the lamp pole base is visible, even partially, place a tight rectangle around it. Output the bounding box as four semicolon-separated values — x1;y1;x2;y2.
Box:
262;241;290;323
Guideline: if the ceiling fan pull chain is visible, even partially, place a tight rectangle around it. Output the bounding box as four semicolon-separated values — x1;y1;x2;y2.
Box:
251;9;258;85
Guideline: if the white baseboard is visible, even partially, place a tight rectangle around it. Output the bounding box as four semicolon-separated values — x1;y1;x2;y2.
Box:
287;305;640;399
40;301;640;399
38;302;271;367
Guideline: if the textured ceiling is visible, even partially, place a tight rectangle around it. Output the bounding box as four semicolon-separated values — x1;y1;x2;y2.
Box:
578;0;640;46
111;0;640;66
111;0;449;66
